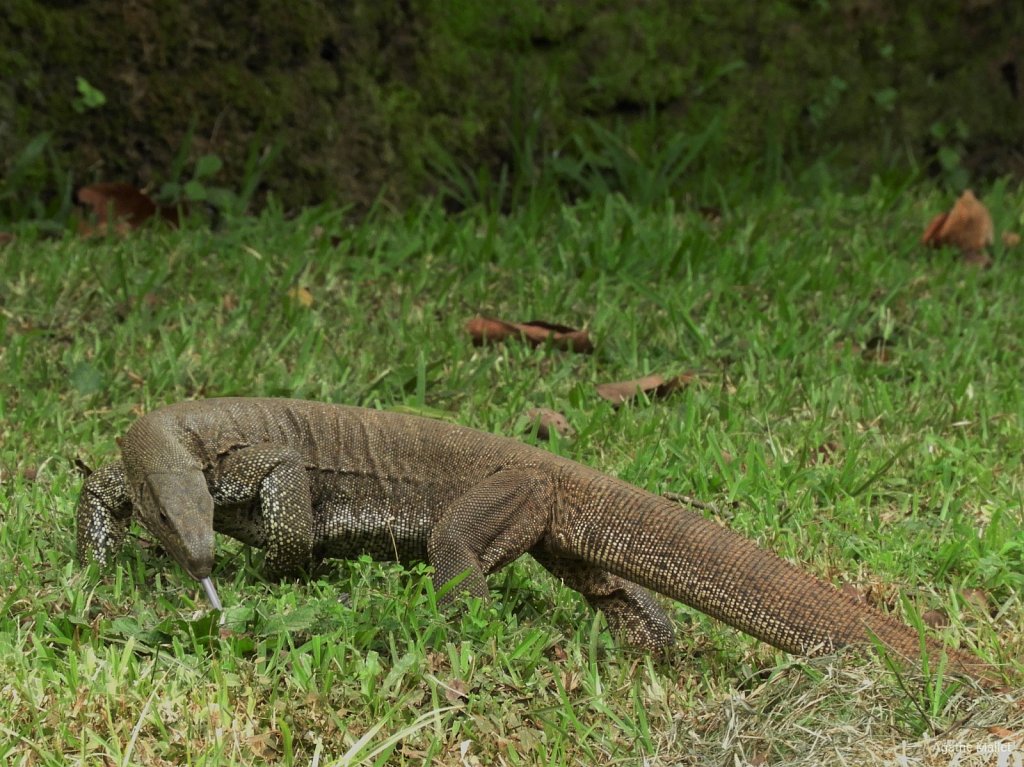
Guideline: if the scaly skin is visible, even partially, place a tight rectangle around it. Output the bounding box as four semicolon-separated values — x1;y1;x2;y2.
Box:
76;397;1003;685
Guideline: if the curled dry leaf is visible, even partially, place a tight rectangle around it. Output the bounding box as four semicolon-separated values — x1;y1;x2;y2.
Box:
809;441;838;465
524;408;575;440
962;250;993;268
465;316;593;353
861;335;895;363
960;587;990;614
77;183;155;233
698;205;723;224
287;286;314;307
443;678;469;704
921;609;950;629
76;182;181;236
596;373;693;406
921;190;994;262
245;732;282;760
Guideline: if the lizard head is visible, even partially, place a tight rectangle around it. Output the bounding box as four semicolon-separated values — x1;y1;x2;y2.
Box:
136;470;215;580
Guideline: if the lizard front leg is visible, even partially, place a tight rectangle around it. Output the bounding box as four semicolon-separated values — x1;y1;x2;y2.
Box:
76;462;133;567
210;445;314;578
428;469;553;603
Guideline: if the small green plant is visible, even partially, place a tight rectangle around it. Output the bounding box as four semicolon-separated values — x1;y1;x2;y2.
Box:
159;152;235;210
159;129;279;219
72;76;106;113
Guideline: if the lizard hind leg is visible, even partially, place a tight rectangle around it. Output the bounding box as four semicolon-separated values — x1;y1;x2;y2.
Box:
532;550;675;650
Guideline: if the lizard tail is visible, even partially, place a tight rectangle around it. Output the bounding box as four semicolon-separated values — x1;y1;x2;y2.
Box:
560;475;1001;686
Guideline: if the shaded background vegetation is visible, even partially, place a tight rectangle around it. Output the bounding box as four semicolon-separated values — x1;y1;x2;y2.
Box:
1;0;1022;219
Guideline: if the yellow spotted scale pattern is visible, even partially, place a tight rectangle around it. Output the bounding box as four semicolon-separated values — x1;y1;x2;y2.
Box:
75;397;999;685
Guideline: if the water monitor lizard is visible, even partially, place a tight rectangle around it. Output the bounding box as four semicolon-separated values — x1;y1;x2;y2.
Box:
75;397;1001;685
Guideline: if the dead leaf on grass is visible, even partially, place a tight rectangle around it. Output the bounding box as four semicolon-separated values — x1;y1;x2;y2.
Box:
961;587;991;615
245;731;282;760
963;249;994;268
698;205;723;224
809;442;838;465
861;335;896;363
921;190;994;265
922;609;949;629
596;373;694;406
524;408;575;440
76;182;180;235
465;316;593;353
0;232;14;246
287;286;314;307
443;678;469;704
1002;231;1021;248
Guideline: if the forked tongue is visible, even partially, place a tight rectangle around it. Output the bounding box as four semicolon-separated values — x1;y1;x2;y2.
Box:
200;577;222;610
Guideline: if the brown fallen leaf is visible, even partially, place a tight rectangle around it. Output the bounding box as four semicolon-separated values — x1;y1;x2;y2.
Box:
287;286;314;307
465;316;593;353
77;183;156;235
921;190;994;263
962;250;993;268
987;725;1019;741
76;182;181;236
961;587;990;614
921;609;949;629
596;373;693;406
221;293;239;312
524;408;575;440
698;205;723;224
1002;231;1021;248
443;678;469;704
0;232;14;246
809;442;838;465
861;335;895;363
245;731;282;760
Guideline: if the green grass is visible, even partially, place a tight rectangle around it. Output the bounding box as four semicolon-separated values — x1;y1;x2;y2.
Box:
1;184;1022;765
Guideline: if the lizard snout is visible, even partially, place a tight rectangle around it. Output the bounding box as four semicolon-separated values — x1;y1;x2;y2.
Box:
182;526;216;579
184;549;215;579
